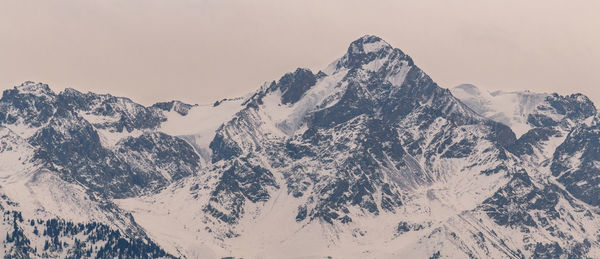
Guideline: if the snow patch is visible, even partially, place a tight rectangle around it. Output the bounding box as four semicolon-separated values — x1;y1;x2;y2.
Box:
158;96;247;162
363;40;389;53
452;84;549;137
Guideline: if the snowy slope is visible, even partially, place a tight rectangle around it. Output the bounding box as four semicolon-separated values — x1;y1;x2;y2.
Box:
0;125;168;258
159;96;248;165
0;82;192;257
116;36;528;258
451;84;549;137
3;36;600;259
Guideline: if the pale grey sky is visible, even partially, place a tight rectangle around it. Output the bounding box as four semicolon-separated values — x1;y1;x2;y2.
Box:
0;0;599;106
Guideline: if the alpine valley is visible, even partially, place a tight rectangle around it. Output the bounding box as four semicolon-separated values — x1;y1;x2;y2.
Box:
2;35;600;259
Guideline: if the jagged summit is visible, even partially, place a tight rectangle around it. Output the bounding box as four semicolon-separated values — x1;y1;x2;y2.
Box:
10;81;55;97
15;81;51;91
333;35;413;71
59;87;114;99
269;68;316;105
8;81;195;114
348;35;391;54
252;35;425;111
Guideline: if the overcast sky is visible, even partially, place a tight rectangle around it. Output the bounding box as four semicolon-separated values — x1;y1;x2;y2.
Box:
0;0;598;106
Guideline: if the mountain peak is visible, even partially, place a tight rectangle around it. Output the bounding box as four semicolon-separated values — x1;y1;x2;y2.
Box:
14;81;54;97
268;68;317;105
333;35;411;72
348;35;391;54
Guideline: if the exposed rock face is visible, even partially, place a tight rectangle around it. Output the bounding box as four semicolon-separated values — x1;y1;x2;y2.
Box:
0;86;200;198
3;35;600;258
551;117;600;206
152;100;195;116
203;35;518;229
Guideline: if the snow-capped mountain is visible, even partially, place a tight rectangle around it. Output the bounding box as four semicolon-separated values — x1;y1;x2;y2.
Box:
2;36;600;258
0;82;192;258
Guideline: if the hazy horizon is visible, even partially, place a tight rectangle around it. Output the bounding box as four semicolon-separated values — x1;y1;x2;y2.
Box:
1;0;598;106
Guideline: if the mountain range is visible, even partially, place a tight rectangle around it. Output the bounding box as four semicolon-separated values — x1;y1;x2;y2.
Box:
1;35;600;259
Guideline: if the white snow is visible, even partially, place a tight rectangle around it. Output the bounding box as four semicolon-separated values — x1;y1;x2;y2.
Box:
13;81;54;98
113;61;534;259
362;40;389;53
362;57;386;72
4;39;600;259
0;127;129;227
261;68;349;135
388;60;411;87
3;123;39;139
158;96;247;161
452;84;549;137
